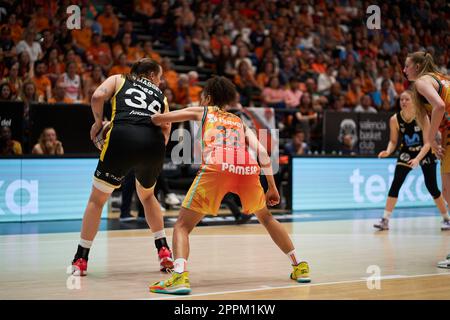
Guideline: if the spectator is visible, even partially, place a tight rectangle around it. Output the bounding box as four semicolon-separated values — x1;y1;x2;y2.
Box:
140;40;162;64
116;20;138;45
86;32;113;72
355;94;377;113
174;73;190;105
373;79;397;109
109;53;131;76
0;126;22;155
40;29;58;58
382;33;401;57
234;60;261;106
187;71;203;104
4;14;23;44
161;57;179;92
48;83;74;104
32;60;52;102
97;4;120;41
163;87;183;110
210;24;231;58
262;76;286;108
3;62;22;99
15;30;43;67
317;65;336;94
284;77;303;109
71;18;93;52
284;130;309;156
234;45;255;75
345;78;364;109
279;56;297;86
191;28;213;67
112;32;140;63
0;83;13;101
147;1;172;39
256;61;278;89
83;65;106;103
393;72;406;95
32;127;64;155
0;26;16;66
293;93;318;142
19;81;42;104
44;48;64;83
18;51;32;78
33;7;50;33
215;45;236;77
332;94;351;112
57;61;83;102
340;134;356;155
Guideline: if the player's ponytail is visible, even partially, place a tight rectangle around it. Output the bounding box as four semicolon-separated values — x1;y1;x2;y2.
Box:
127;58;161;82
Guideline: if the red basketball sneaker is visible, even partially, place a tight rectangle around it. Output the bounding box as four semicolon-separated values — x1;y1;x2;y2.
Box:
158;247;174;272
72;258;88;276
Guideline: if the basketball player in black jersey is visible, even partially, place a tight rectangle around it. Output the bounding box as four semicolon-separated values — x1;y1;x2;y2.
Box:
374;90;450;231
71;59;174;276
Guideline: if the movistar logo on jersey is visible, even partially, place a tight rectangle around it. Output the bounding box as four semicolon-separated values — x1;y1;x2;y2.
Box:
404;133;420;146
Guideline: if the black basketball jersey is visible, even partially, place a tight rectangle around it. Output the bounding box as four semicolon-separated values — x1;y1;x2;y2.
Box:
397;111;424;154
111;76;167;126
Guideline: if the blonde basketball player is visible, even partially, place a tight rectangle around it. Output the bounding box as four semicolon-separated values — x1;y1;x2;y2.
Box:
404;52;450;268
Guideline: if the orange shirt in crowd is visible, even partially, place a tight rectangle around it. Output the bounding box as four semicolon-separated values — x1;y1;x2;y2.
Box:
109;65;131;76
32;75;51;99
311;63;326;74
9;24;23;43
138;50;162;64
72;27;92;50
361;76;375;93
35;15;49;32
164;70;179;91
135;0;155;16
210;36;231;56
256;73;270;88
112;44;141;63
346;90;364;107
189;85;203;103
394;82;405;95
86;44;112;67
97;14;119;38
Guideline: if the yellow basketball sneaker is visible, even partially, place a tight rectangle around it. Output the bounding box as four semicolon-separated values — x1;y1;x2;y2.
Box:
291;261;311;283
149;271;191;295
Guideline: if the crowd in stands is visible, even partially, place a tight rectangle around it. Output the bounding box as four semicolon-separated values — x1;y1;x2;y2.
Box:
0;0;449;156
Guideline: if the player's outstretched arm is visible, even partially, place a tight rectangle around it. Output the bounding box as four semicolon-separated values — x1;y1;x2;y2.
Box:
151;106;204;125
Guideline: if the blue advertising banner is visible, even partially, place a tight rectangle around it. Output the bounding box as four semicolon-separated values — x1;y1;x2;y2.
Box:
0;158;107;222
292;157;441;211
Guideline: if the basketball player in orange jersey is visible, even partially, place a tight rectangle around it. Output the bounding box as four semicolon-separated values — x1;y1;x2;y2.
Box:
403;52;450;268
149;76;310;295
71;59;174;276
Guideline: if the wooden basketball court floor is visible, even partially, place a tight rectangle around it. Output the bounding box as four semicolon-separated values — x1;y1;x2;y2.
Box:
1;214;450;300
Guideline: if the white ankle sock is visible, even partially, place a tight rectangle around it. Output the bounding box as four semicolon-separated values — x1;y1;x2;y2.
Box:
442;212;450;221
153;230;166;240
174;258;187;273
383;210;392;219
287;250;299;266
79;238;93;249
